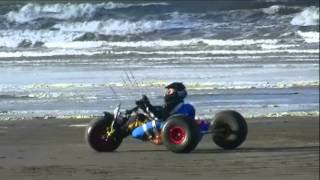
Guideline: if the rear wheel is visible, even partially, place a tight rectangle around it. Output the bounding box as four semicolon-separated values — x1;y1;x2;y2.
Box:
85;113;122;152
162;115;200;153
211;111;247;149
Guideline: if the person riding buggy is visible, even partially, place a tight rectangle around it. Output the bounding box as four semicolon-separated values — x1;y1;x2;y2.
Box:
85;82;248;153
129;82;196;144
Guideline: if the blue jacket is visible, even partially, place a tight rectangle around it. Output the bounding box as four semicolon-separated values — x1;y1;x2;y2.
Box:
169;102;195;120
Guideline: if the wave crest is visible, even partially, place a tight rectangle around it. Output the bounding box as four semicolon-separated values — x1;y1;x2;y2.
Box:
5;2;169;23
291;6;319;26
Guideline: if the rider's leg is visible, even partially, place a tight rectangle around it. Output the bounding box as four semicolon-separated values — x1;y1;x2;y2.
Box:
132;121;162;139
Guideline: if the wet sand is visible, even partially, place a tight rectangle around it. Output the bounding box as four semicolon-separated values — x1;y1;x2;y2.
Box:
0;116;318;180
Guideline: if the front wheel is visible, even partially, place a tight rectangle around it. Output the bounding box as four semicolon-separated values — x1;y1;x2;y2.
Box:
161;115;201;153
211;110;248;149
85;114;122;152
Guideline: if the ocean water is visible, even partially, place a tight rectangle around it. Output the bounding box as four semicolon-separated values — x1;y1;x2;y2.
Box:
0;1;319;120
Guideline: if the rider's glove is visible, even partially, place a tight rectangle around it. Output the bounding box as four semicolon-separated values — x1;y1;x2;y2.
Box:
135;99;145;109
136;101;146;111
135;95;151;111
141;95;151;107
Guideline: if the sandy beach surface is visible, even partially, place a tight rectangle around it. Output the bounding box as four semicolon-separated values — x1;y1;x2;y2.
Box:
0;116;318;180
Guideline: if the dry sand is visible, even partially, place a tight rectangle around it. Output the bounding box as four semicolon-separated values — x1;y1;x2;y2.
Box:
0;116;319;180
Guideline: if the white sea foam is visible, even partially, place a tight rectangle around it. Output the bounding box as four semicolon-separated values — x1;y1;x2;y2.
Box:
260;44;297;50
262;5;302;15
0;18;196;48
0;27;311;49
186;81;319;90
0;80;318;95
44;39;279;49
68;124;88;127
0;91;98;101
53;17;198;36
24;83;116;90
291;6;319;26
262;5;282;14
297;31;320;43
45;41;107;49
6;3;101;23
1;48;318;58
53;20;161;35
110;49;319;55
0;56;317;67
262;111;319;118
0;110;99;121
0;30;79;48
107;39;279;47
26;92;98;100
0;49;101;58
1;32;275;48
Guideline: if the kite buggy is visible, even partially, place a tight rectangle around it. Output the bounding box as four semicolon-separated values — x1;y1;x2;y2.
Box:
85;82;248;153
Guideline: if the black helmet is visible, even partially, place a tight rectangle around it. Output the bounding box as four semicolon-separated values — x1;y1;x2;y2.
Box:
164;82;187;104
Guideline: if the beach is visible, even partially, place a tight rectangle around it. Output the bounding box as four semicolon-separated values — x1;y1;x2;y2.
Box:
0;116;318;180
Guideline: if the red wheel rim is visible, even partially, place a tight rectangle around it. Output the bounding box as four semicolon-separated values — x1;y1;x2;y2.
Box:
169;126;186;144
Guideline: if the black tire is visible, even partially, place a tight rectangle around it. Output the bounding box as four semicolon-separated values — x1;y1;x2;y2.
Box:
85;113;122;152
161;115;201;153
211;110;248;149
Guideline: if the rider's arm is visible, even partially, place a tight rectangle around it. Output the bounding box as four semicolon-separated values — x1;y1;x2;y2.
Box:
136;95;169;120
146;105;169;120
136;95;174;120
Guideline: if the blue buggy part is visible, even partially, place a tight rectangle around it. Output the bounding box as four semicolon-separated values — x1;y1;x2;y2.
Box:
197;120;210;133
174;103;195;120
132;120;164;139
132;103;195;139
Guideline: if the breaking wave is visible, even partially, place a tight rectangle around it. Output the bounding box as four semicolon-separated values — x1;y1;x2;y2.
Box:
262;5;301;15
0;3;318;50
52;18;196;36
5;2;169;23
291;6;319;26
